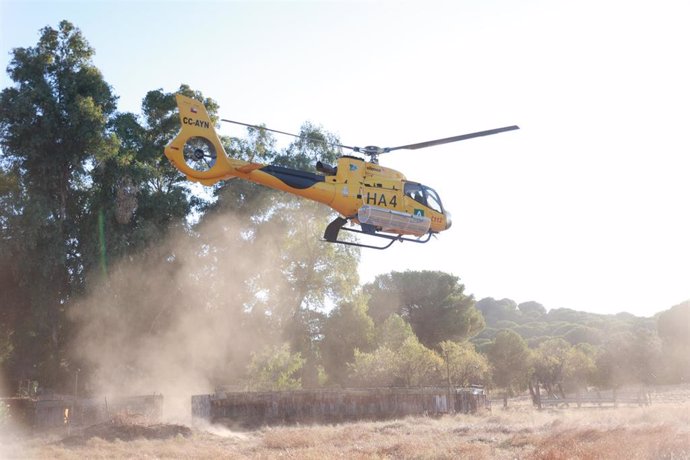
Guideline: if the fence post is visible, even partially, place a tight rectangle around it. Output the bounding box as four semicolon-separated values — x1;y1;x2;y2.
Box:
613;388;618;408
443;349;455;414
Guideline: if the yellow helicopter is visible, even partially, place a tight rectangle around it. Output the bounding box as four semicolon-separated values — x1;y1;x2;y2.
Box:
164;94;518;249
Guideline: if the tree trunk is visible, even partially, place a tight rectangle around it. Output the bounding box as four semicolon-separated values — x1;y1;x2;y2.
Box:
528;380;537;405
535;380;542;410
558;383;566;399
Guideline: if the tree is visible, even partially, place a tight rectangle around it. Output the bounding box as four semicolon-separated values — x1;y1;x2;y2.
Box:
396;336;444;387
320;295;375;386
486;330;530;407
348;347;398;387
365;271;484;348
439;340;490;388
80;85;215;281
353;314;442;387
175;120;362;389
0;169;20;378
563;343;597;393
594;329;662;389
348;332;444;388
476;298;520;325
0;20;118;389
517;301;546;319
66;85;230;398
530;337;571;398
376;314;415;349
247;343;305;391
657;301;690;383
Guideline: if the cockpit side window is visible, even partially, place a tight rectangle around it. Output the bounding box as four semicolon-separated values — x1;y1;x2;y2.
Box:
404;182;427;207
423;187;443;213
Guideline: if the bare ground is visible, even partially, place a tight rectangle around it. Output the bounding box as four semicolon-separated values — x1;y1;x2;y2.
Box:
2;389;689;459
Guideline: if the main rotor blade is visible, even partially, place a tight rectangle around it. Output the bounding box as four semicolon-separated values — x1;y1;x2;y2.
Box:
386;125;520;152
220;118;354;150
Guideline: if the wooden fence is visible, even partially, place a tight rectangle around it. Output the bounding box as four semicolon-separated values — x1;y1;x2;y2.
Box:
192;387;487;427
1;394;163;431
537;389;651;409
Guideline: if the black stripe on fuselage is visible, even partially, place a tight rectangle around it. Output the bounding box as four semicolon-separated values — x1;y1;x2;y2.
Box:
260;165;325;190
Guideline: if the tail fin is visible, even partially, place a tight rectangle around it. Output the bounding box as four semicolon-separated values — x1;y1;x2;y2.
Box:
164;94;245;185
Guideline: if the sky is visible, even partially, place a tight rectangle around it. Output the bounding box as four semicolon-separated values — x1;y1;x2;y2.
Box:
1;0;688;317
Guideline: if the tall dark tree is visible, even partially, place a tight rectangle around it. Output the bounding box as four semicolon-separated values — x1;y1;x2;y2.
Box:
0;168;21;384
79;85;215;282
0;21;118;390
67;85;225;394
365;270;484;348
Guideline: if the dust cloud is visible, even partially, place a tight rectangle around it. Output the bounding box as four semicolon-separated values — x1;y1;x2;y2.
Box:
0;378;25;457
69;211;290;423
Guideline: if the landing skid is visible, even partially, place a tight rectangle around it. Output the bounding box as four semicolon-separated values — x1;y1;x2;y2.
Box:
323;217;434;250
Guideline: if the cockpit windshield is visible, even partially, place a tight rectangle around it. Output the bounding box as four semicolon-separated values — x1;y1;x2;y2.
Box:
424;187;443;213
404;182;444;213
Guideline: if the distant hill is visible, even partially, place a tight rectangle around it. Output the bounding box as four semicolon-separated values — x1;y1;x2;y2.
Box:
472;297;656;350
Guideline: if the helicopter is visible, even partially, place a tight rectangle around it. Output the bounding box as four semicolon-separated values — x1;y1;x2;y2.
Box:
164;94;519;249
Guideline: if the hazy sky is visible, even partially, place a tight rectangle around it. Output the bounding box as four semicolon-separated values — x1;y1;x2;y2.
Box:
1;0;688;317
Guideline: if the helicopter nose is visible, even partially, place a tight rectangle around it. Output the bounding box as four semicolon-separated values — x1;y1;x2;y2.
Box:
445;211;452;229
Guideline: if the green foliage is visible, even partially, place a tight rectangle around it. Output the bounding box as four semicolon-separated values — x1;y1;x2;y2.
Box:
439;340;490;387
349;335;444;387
247;343;305;391
377;314;415;349
227;132;359;387
365;271;483;348
82;85;214;283
563;325;602;346
486;329;530;405
656;300;690;382
530;337;571;396
476;298;520;324
0;21;359;387
396;337;444;387
563;343;597;391
594;329;663;388
209;124;360;323
0;20;118;389
517;301;546;318
546;308;590;324
657;301;689;345
513;322;549;339
348;347;399;387
200;121;360;388
473;294;660;387
320;295;375;385
0;399;9;428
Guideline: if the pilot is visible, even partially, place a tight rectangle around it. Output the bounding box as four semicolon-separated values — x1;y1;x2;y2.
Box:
411;191;427;206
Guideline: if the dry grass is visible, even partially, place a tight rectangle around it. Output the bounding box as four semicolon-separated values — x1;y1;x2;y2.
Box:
2;399;689;459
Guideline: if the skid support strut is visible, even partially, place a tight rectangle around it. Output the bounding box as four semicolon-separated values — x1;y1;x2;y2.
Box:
323;217;433;250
